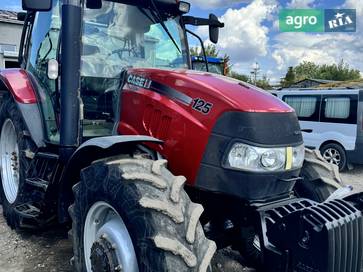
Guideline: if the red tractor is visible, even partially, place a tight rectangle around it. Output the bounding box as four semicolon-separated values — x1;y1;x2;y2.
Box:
1;0;363;271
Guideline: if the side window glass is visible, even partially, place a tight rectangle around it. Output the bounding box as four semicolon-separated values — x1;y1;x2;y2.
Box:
27;5;60;90
283;95;320;121
321;95;357;124
325;97;350;119
26;1;61;142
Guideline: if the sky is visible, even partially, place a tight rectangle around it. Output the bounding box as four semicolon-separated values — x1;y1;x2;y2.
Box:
1;0;362;83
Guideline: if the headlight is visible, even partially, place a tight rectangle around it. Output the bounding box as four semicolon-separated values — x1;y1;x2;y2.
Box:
225;142;304;172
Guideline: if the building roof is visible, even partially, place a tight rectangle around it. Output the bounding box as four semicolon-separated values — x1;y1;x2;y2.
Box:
294;78;338;84
0;10;22;24
319;79;363;88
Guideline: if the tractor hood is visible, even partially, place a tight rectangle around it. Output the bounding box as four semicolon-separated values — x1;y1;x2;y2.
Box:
120;68;301;186
126;68;292;113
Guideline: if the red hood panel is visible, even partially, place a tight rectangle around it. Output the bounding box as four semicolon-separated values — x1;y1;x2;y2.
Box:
128;68;292;113
120;68;294;185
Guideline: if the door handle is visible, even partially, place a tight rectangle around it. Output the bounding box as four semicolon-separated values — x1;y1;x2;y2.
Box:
301;129;313;133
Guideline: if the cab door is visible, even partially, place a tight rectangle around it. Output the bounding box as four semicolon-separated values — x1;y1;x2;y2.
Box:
22;1;61;143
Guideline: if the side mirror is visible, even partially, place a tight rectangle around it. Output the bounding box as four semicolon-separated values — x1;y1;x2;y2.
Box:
22;0;52;11
209;14;220;44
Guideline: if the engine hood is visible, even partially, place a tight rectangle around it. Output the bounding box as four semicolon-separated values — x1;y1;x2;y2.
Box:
127;68;292;113
120;68;299;185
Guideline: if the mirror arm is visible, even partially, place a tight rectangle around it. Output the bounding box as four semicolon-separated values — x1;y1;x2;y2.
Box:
186;29;209;72
183;16;224;28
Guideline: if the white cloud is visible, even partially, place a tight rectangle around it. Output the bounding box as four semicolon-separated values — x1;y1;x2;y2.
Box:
271;34;362;76
286;0;316;8
188;0;251;9
196;0;277;68
191;0;362;80
271;0;363;75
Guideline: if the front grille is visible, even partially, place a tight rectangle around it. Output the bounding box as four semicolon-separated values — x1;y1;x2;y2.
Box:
260;198;363;272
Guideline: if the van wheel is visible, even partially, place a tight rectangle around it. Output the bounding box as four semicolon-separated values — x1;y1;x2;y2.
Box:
320;143;347;171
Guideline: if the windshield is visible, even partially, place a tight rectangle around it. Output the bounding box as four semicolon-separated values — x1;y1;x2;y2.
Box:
81;1;189;78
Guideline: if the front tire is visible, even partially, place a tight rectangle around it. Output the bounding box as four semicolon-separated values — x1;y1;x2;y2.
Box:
70;158;216;272
295;148;342;202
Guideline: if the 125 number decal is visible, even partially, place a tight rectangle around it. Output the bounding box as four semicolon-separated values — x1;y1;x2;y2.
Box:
192;98;213;114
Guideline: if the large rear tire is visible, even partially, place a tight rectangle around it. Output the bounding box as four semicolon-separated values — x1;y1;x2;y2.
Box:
70;157;216;272
0;96;36;229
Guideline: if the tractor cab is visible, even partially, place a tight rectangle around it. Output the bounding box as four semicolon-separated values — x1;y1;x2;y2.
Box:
2;0;363;271
20;0;195;143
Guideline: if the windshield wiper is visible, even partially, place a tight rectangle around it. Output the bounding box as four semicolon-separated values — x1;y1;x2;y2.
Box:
149;0;181;54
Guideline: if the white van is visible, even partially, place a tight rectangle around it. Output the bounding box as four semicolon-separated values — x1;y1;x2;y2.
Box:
275;88;363;170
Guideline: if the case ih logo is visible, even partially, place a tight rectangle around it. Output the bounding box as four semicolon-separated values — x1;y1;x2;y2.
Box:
325;9;356;32
127;74;152;89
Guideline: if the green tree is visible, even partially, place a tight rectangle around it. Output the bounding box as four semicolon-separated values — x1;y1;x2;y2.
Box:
223;54;232;76
190;44;219;57
317;60;361;81
293;60;361;82
282;66;296;87
293;61;319;81
230;72;249;82
229;72;272;90
255;75;272;90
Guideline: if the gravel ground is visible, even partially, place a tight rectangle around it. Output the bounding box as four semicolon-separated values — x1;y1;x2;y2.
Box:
0;166;362;272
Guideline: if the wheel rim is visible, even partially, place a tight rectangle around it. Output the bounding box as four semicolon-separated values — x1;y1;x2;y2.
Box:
84;201;139;272
0;119;20;204
323;148;341;166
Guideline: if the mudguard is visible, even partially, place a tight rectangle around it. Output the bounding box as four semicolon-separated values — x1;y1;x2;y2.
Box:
0;69;45;147
57;135;163;223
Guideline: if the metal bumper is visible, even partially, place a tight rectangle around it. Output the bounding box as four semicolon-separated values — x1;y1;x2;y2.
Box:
258;193;363;272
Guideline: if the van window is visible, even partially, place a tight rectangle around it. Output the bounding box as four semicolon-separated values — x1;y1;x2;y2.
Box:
283;95;320;121
325;97;350;119
321;95;357;124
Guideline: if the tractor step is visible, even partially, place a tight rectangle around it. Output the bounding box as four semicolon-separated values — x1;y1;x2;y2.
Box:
26;177;48;191
14;203;40;219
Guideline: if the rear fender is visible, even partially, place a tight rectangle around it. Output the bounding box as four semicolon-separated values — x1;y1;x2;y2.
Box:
0;69;45;147
57;135;162;223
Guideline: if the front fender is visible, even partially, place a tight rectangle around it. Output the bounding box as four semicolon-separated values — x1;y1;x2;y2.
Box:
57;135;162;223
